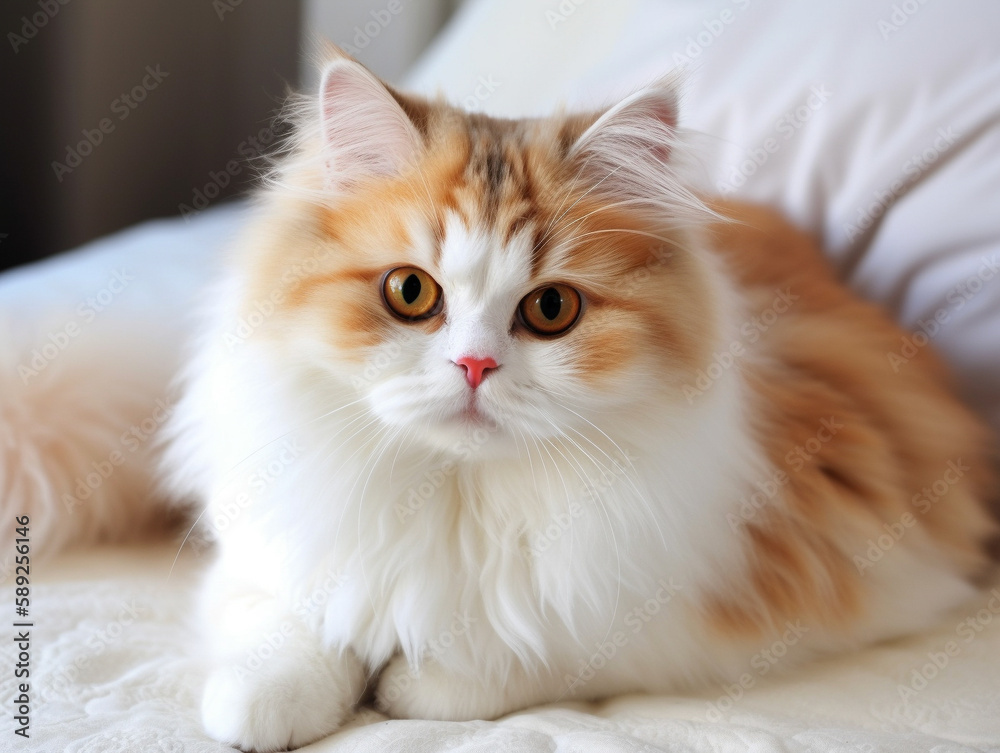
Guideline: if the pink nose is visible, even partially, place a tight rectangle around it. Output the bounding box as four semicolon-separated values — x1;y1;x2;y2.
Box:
454;356;498;389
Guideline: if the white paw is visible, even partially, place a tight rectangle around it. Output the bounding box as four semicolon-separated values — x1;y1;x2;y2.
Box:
201;648;364;752
375;655;511;721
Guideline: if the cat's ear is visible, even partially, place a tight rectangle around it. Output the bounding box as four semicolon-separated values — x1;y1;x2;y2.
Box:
569;78;698;217
318;59;422;192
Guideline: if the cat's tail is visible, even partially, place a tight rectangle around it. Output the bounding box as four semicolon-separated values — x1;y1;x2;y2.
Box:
0;317;180;565
0;209;241;568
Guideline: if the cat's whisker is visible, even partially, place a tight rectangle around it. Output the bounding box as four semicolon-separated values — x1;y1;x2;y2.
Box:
387;424;415;486
221;395;369;479
165;505;209;584
354;423;407;610
529;161;624;259
558;423;668;554
301;419;383;557
514;426;539;502
529;389;666;551
326;413;392;537
168;400;375;570
532;392;641;476
565;226;691;252
297;406;383;491
538;431;623;645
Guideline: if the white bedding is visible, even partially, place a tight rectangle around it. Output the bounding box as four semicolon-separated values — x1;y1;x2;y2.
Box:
8;543;1000;752
3;0;1000;750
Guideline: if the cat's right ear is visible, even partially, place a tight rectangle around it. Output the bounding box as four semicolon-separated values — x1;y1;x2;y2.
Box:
318;59;422;193
563;76;710;222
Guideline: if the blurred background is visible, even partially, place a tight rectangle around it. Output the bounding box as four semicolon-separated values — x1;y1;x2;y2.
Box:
0;0;460;273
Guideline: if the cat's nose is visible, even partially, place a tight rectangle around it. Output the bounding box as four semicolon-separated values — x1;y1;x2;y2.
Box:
454;356;498;389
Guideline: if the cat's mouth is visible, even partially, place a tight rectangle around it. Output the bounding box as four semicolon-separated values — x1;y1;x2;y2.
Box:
459;400;489;424
452;392;499;430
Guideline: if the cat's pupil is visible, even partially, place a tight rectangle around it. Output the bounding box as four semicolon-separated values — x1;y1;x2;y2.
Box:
402;274;421;304
540;288;562;320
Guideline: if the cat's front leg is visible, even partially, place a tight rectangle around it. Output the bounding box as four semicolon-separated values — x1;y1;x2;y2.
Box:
375;653;565;722
200;585;366;752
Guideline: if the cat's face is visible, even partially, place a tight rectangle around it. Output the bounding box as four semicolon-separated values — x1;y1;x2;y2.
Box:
249;59;718;454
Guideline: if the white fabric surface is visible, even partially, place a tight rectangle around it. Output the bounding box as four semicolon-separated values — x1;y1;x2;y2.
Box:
4;543;1000;752
2;0;1000;750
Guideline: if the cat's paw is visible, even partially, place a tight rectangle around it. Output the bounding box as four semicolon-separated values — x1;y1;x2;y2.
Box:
375;654;515;721
201;647;364;752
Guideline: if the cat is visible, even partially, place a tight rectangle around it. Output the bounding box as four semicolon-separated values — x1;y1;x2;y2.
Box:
162;51;998;752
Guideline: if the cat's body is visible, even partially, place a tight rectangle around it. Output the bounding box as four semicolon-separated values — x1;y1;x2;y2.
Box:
163;56;997;751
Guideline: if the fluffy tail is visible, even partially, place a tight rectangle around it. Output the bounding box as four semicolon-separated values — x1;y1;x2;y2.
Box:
0;206;244;567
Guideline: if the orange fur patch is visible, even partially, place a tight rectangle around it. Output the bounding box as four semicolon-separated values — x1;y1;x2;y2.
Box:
701;200;997;639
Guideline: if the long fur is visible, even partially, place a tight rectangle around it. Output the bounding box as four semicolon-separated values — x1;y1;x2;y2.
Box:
155;53;997;751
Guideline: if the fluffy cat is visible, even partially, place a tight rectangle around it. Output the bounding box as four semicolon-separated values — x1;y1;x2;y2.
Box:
163;52;998;751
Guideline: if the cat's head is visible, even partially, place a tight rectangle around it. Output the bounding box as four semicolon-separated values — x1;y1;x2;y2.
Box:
243;55;722;455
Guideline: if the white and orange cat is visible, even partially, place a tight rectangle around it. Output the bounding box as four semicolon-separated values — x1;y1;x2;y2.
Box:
162;53;997;751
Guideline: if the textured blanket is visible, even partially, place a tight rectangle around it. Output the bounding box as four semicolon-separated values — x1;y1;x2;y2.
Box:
5;543;999;752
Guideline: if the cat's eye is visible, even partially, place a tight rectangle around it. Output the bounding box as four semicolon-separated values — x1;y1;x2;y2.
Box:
382;267;443;320
518;284;582;336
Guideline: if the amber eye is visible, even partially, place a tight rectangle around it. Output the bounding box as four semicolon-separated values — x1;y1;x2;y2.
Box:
519;284;582;336
382;267;442;320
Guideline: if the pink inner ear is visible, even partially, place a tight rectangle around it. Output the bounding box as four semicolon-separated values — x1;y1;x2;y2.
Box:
321;74;352;128
572;84;680;169
318;61;420;190
636;96;676;163
568;81;702;219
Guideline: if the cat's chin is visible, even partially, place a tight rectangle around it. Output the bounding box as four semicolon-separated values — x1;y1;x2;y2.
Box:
402;411;519;459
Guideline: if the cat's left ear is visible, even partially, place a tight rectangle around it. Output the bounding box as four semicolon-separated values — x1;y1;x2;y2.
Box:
318;59;422;192
569;78;692;214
